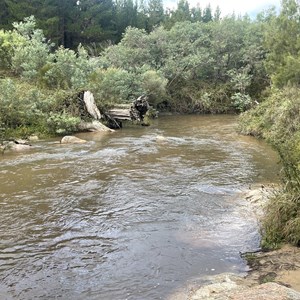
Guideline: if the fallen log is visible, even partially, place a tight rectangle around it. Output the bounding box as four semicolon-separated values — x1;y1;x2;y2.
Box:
83;91;101;120
78;120;114;132
107;109;131;120
107;95;150;125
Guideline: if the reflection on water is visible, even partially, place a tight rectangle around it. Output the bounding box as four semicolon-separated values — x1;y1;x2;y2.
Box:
0;115;279;299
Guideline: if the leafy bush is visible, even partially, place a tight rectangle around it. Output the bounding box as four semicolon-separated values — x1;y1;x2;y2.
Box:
43;45;100;89
231;93;252;112
0;29;25;70
89;67;142;106
0;78;47;128
140;69;168;106
239;87;300;247
11;16;52;80
47;112;81;135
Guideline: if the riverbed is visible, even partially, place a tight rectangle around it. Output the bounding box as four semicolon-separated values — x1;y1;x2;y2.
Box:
0;115;279;299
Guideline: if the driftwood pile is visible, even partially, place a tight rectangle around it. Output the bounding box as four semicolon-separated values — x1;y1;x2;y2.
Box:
78;92;151;130
106;95;150;128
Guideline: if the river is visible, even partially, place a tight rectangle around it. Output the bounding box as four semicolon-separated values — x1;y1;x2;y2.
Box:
0;115;279;300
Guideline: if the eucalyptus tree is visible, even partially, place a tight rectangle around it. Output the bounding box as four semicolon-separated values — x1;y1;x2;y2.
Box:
202;4;213;22
75;0;116;45
264;0;300;87
147;0;165;30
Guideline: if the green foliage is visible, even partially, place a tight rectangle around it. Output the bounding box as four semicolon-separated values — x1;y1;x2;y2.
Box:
140;69;167;106
228;68;253;111
147;0;164;30
47;112;81;135
11;16;52;79
43;45;100;89
101;15;260;95
0;78;47;128
264;0;300;87
42;47;77;89
239;87;300;246
239;3;300;243
90;67;142;106
0;29;24;69
262;189;300;249
231;93;252;112
100;17;266;112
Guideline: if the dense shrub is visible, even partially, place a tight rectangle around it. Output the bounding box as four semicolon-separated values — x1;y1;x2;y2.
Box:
11;16;52;80
0;79;48;128
47;112;81;135
239;87;300;247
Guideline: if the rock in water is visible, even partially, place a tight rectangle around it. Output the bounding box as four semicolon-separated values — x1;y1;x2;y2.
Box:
61;136;87;144
1;140;32;152
9;142;32;151
28;135;39;141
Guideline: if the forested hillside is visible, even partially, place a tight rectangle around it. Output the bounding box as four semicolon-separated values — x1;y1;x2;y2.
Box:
0;0;216;48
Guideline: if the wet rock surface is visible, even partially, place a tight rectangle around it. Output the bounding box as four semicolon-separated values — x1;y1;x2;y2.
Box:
60;135;87;144
188;273;300;300
187;186;300;300
1;139;32;152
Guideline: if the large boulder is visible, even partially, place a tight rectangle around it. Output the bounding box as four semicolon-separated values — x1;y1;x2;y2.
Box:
61;136;87;144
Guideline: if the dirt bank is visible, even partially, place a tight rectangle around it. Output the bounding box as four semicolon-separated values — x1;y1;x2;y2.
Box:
244;244;300;292
240;185;300;292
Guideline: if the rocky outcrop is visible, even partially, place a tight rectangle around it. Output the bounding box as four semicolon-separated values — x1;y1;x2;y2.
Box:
189;273;300;300
60;136;87;144
230;282;300;300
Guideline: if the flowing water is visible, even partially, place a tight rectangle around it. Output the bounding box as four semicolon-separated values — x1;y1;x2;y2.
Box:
0;115;279;300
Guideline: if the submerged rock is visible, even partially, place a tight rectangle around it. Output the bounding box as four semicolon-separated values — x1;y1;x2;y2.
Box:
61;136;87;144
1;140;32;152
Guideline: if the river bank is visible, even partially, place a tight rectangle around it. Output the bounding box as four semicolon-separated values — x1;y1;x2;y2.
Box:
185;245;300;300
177;186;300;300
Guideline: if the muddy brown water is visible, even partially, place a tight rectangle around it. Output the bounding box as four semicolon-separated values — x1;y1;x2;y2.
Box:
0;115;280;300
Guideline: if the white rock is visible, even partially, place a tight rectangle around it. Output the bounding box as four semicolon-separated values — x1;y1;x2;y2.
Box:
61;136;87;144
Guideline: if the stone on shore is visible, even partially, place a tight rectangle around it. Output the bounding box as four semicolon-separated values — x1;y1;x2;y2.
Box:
189;273;300;300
